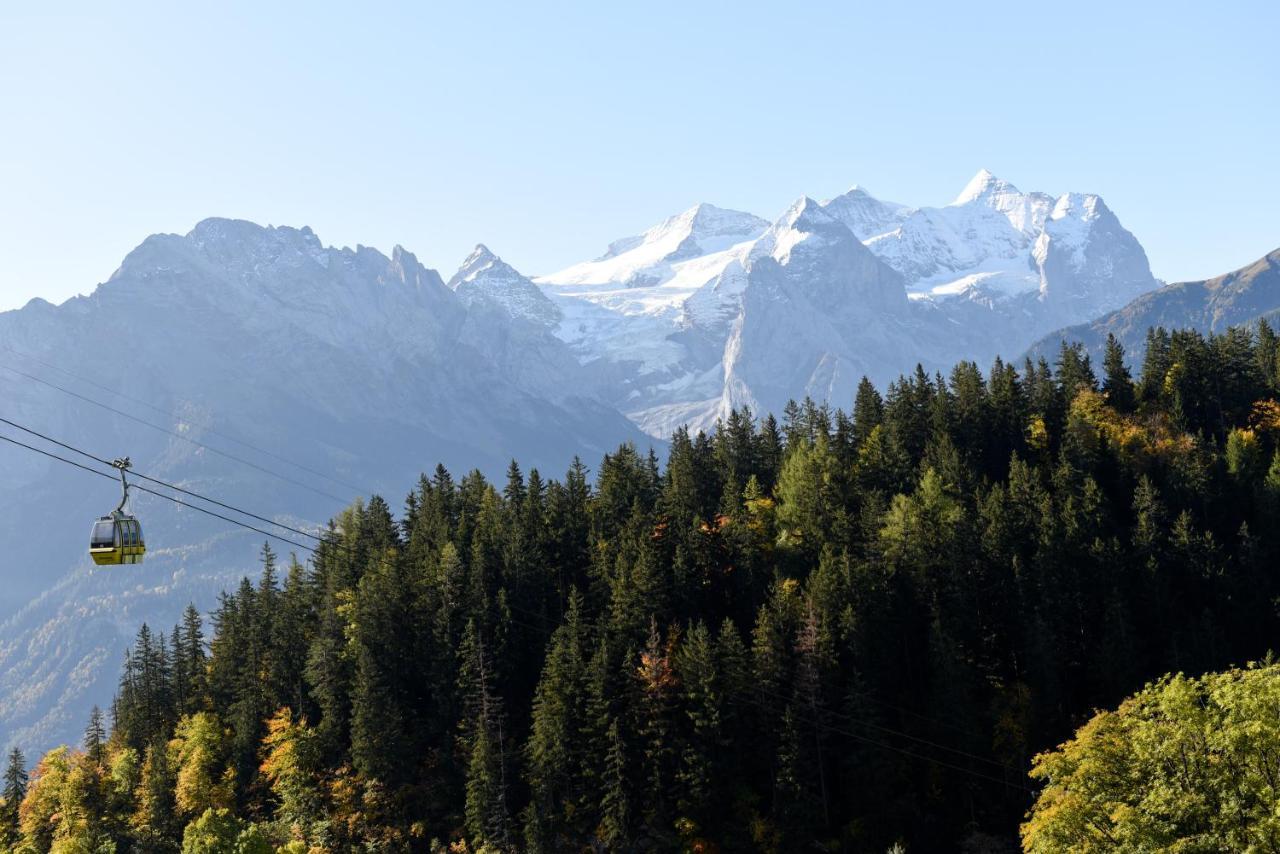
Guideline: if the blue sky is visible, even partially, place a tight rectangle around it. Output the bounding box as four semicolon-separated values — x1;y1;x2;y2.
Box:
1;1;1276;311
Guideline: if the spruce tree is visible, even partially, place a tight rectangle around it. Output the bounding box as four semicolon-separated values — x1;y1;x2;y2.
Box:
84;705;106;766
459;619;512;848
1102;333;1136;412
0;747;26;848
852;376;885;448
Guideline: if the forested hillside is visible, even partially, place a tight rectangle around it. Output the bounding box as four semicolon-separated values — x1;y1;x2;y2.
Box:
7;323;1280;852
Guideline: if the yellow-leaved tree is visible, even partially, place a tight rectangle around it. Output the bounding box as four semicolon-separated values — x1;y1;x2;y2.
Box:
1022;662;1280;852
169;712;235;821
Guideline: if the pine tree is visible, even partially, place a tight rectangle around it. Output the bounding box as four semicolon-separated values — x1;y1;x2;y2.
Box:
133;737;180;847
115;622;175;751
673;620;722;833
459;619;512;849
1257;318;1280;391
852;376;885;448
0;747;26;848
755;414;785;490
84;705;106;766
350;547;420;789
1056;340;1098;403
504;459;526;509
523;593;587;850
597;715;631;851
791;603;832;831
635;619;678;847
1102;334;1136;412
1138;326;1173;406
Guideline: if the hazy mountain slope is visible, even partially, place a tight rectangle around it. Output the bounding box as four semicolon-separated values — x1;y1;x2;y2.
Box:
447;244;591;401
0;219;653;751
1027;248;1280;361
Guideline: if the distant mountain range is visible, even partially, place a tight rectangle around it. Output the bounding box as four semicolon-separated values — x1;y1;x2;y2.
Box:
4;170;1267;753
536;170;1159;434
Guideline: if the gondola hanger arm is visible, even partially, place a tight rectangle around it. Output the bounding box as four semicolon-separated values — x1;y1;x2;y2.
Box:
111;456;132;514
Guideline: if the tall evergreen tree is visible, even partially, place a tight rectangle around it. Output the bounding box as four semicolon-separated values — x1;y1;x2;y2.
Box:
0;747;26;848
1102;333;1136;412
84;705;107;766
459;619;512;849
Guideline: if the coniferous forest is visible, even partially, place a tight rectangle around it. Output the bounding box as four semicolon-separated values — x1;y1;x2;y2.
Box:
8;324;1280;853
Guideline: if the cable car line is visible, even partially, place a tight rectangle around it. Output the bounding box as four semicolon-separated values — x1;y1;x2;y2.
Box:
127;482;317;555
0;415;327;545
0;432;318;556
0;362;350;504
0;343;373;497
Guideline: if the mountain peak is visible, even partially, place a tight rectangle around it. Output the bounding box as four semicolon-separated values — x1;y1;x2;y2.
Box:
661;203;768;240
820;185;913;241
748;196;849;266
1050;191;1108;222
450;244;513;289
459;243;500;272
951;169;1020;206
681;201;717;220
776;196;838;231
448;245;562;327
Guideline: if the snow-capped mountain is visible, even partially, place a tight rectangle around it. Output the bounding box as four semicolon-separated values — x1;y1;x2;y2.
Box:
450;244;561;328
537;170;1159;434
821;185;913;241
447;244;590;402
545;203;769;296
716;197;917;423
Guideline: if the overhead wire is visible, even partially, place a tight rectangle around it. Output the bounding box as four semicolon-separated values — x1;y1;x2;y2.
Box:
0;432;317;556
730;691;1031;793
2;343;373;496
0;415;326;545
0;342;373;497
0;361;351;504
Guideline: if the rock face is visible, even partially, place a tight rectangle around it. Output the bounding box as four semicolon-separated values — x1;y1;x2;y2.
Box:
1028;247;1280;363
820;185;913;241
718;197;913;421
539;170;1160;435
447;244;585;401
0;219;654;752
1031;193;1163;321
449;244;562;328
